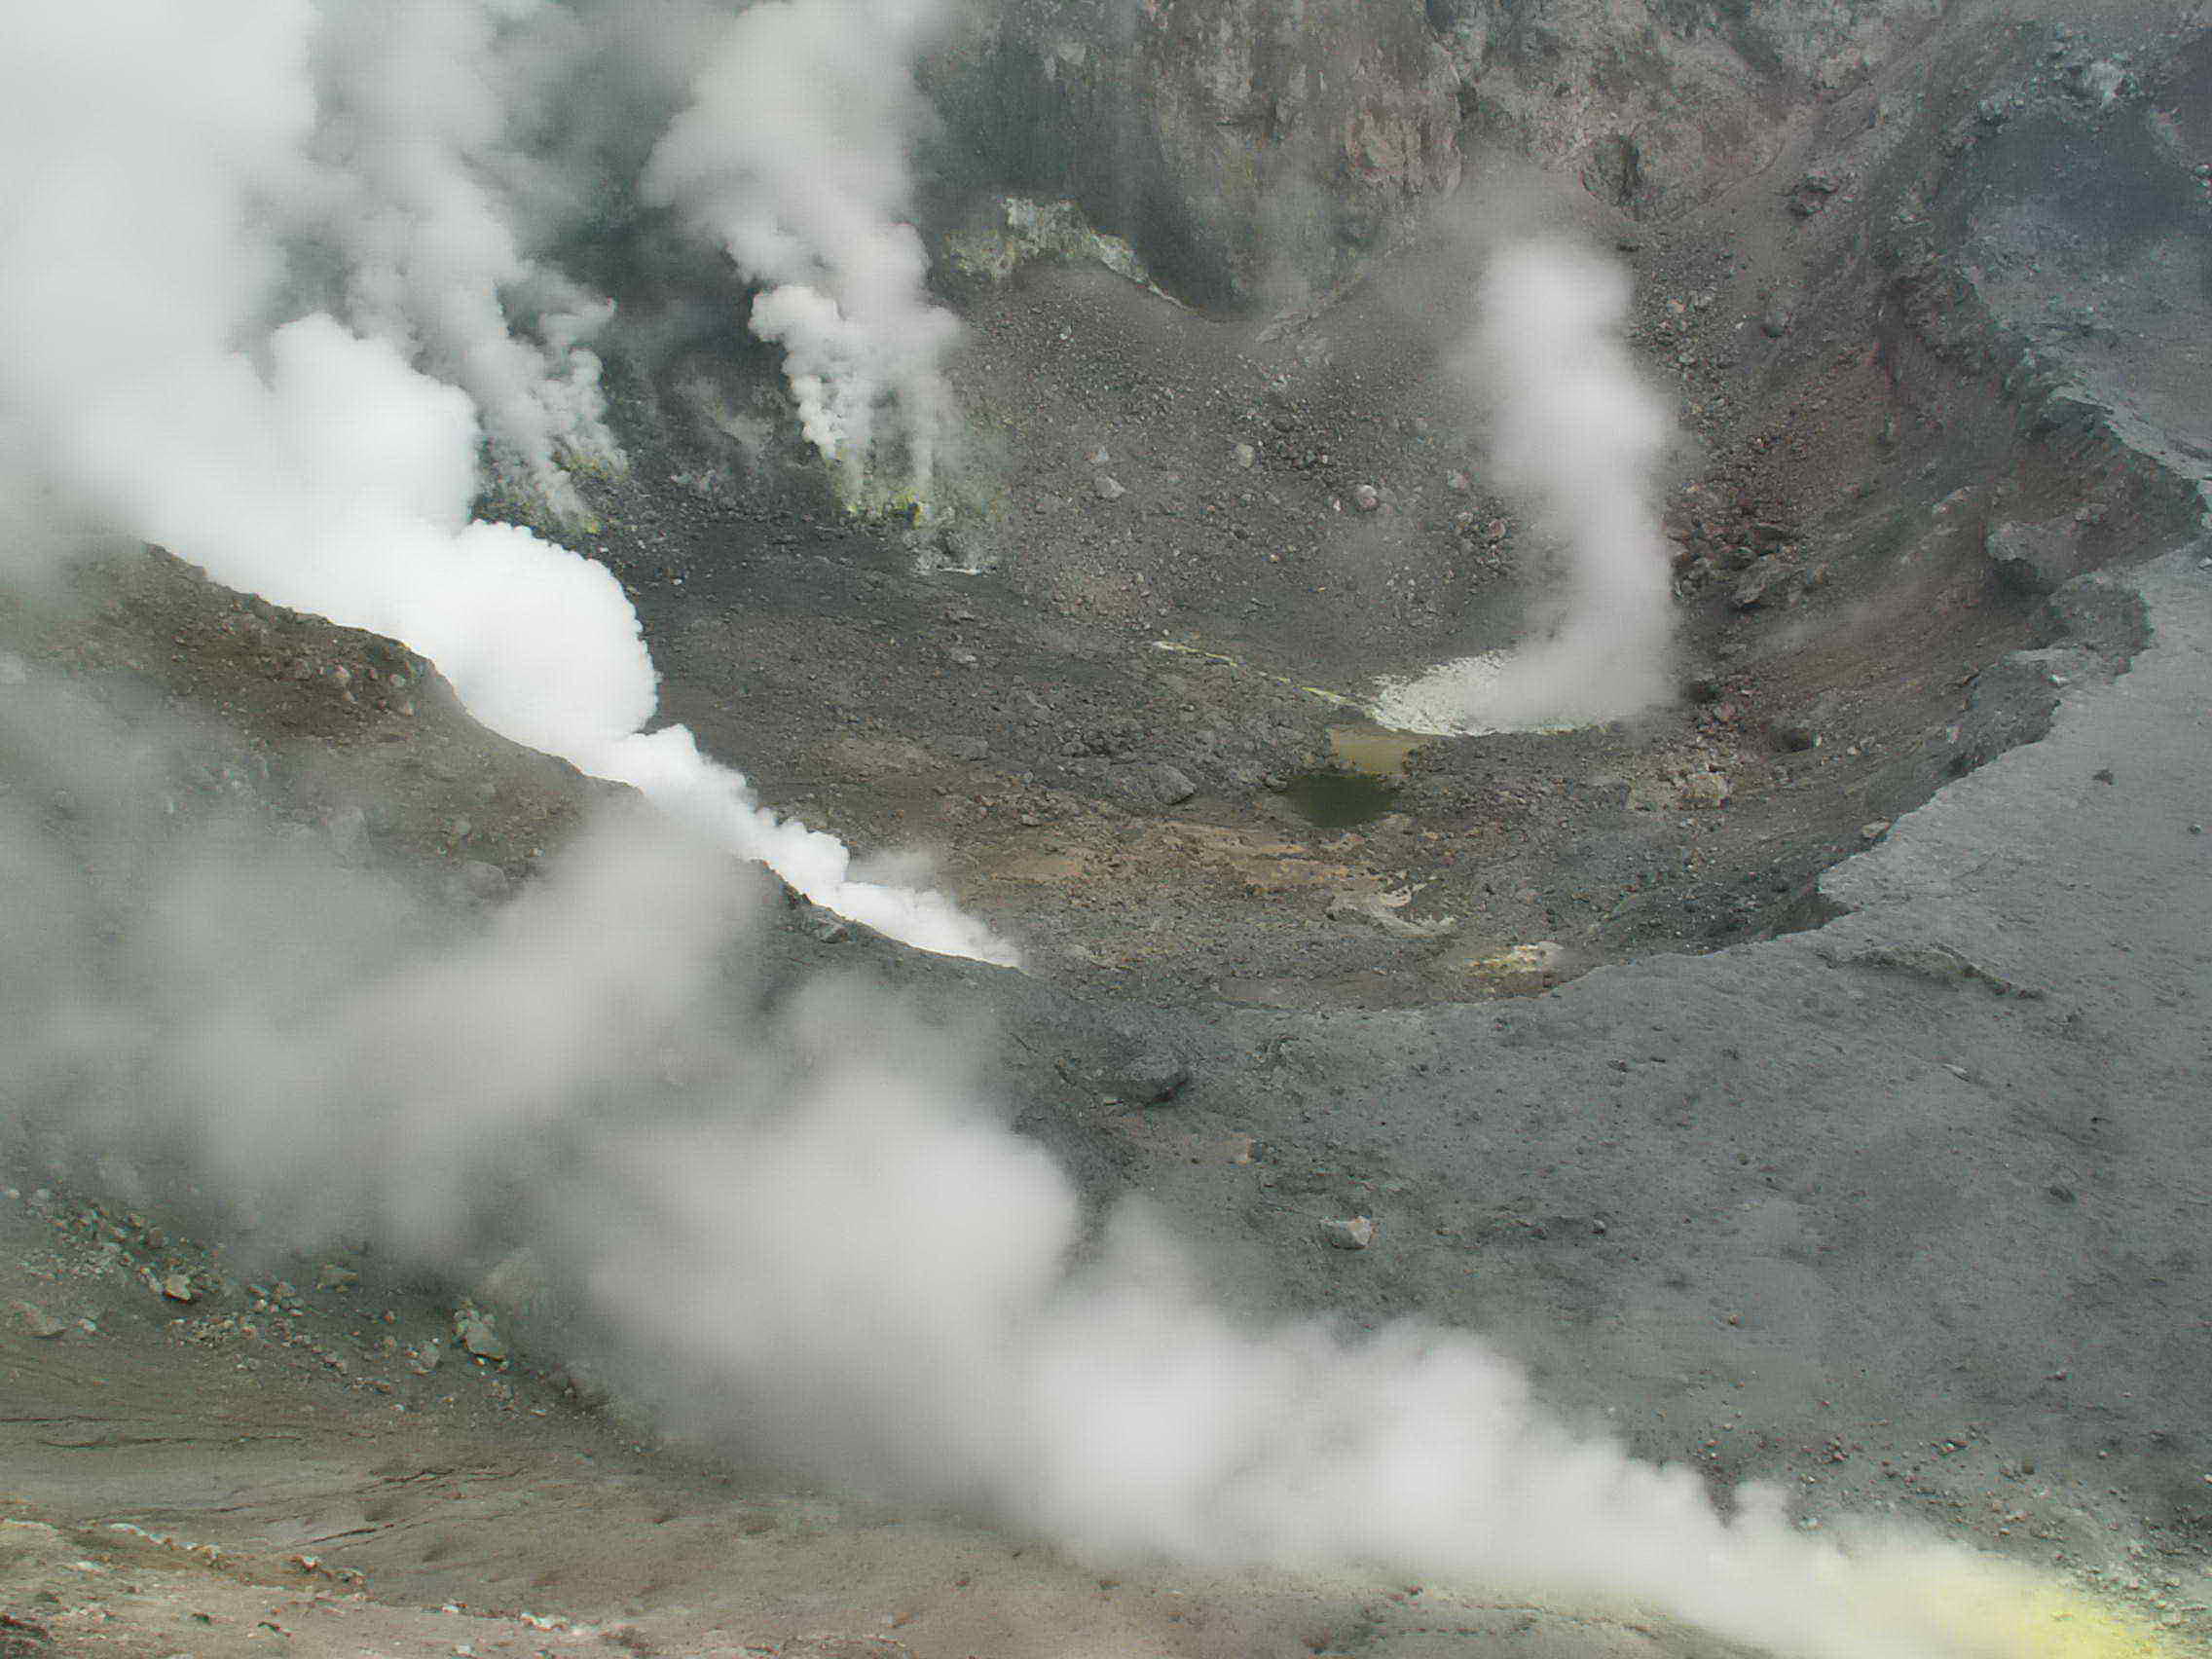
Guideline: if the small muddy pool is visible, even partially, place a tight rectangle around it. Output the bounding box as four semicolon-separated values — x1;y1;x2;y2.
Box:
1277;768;1403;829
1275;723;1428;827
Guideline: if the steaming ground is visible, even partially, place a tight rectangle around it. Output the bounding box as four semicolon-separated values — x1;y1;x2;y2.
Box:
1;611;2200;1659
0;0;1009;965
646;0;963;495
1370;244;1677;737
5;1;2212;1656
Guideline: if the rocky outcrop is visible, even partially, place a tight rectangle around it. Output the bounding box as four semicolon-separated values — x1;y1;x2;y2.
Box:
927;0;1460;306
926;0;1953;306
1439;0;1945;218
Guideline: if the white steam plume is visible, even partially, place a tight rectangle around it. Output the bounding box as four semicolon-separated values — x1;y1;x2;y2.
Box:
1375;242;1677;734
299;0;622;518
0;735;2104;1659
0;13;2137;1655
0;0;1012;964
645;0;962;494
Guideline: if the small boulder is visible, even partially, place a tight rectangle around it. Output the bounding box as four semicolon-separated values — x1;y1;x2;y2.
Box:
1730;569;1779;610
10;1300;65;1339
454;1306;506;1362
1092;474;1126;501
1320;1216;1378;1251
1678;772;1731;809
1986;520;2077;596
1148;763;1197;806
2030;571;2149;659
1457;940;1567;990
1099;1052;1191;1105
1788;171;1842;216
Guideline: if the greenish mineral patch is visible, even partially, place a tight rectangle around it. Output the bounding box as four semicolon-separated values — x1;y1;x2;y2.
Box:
947;197;1158;290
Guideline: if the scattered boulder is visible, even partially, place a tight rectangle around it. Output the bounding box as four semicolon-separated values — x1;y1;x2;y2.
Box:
1678;771;1732;808
1788;170;1842;216
9;1300;65;1340
453;1305;506;1362
1147;762;1197;805
1097;1051;1192;1104
1456;940;1567;991
1731;568;1781;610
1092;473;1126;501
1319;1215;1378;1250
1986;519;2078;596
2031;569;2150;661
1327;889;1456;940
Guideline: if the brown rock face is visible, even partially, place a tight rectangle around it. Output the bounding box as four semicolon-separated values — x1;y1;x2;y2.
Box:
1137;0;1460;282
929;0;1460;304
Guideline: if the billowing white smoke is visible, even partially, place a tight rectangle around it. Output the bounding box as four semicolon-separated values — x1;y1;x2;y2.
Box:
0;738;2071;1659
0;0;1011;964
0;12;2095;1655
1375;242;1677;735
298;0;622;518
645;0;962;494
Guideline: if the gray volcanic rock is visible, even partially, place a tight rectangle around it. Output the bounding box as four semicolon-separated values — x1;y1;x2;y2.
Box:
1156;547;2212;1563
1987;520;2081;595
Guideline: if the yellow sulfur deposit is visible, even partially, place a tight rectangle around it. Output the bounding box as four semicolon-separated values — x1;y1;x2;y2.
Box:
1884;1564;2187;1659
